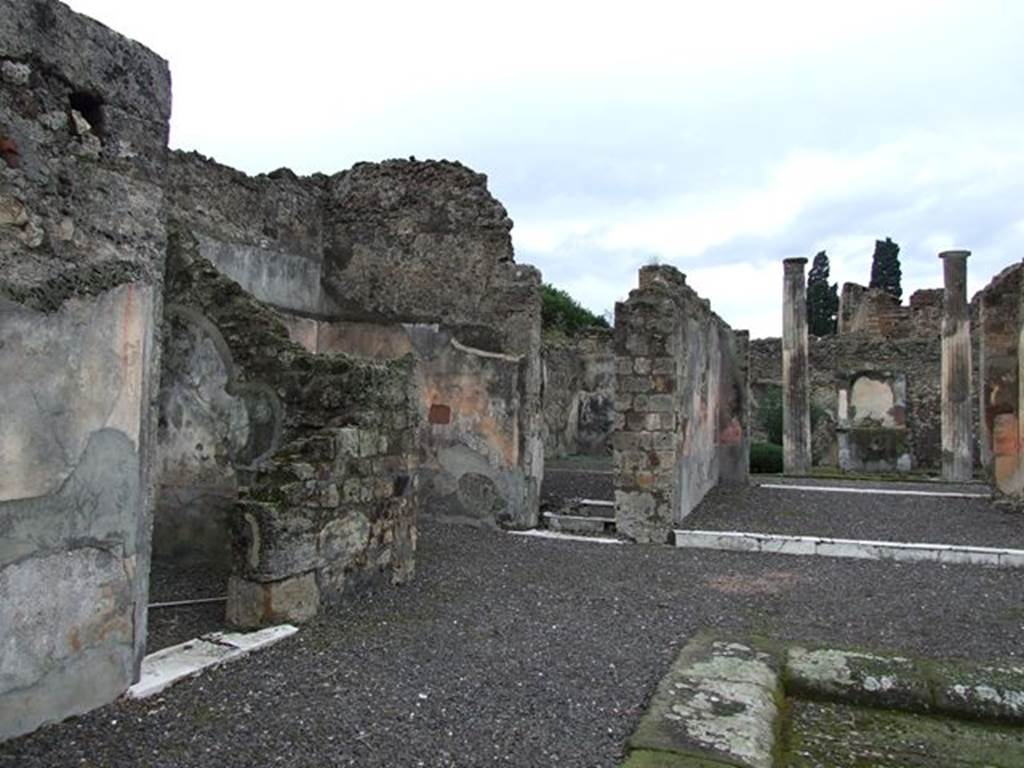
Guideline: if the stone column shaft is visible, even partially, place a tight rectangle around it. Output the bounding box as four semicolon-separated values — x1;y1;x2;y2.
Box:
940;250;973;481
782;258;812;475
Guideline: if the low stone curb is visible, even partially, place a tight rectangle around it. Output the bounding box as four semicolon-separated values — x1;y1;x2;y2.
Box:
757;483;990;499
127;624;298;699
507;529;623;545
543;511;616;535
674;529;1024;568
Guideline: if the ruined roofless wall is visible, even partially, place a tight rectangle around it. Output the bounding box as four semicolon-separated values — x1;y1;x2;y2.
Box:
165;230;419;627
749;333;941;471
613;266;749;543
751;272;954;472
975;262;1022;491
0;0;170;739
164;152;544;529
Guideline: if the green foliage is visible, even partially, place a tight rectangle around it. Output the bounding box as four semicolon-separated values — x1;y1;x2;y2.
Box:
759;386;784;445
806;250;839;336
759;385;828;449
869;237;902;301
541;283;609;335
750;442;784;473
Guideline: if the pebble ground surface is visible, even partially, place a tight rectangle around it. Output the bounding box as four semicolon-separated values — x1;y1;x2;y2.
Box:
687;481;1024;549
146;561;231;651
4;513;1022;767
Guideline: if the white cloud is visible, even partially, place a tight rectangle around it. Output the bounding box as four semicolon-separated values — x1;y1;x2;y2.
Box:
66;0;1024;336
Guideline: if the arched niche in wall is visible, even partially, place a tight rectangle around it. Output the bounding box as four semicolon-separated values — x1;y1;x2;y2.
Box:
154;304;282;563
837;370;910;472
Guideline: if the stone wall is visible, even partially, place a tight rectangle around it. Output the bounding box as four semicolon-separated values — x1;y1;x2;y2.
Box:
163;151;543;530
749;337;837;463
165;228;419;626
541;328;615;458
0;0;170;739
976;263;1023;493
751;276;986;475
613;266;749;543
319;160;544;528
839;283;944;340
289;319;535;528
750;332;941;472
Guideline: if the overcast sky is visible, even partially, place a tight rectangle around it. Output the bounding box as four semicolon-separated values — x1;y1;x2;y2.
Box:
70;0;1024;337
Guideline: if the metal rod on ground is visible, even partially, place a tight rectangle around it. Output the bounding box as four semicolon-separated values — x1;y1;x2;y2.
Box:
148;596;228;609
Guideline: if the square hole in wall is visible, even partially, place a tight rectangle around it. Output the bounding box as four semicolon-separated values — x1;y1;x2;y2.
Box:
429;404;451;425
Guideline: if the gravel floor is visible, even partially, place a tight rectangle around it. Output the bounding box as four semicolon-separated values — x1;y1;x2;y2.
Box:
146;560;231;652
542;457;613;509
4;519;1022;767
686;483;1024;549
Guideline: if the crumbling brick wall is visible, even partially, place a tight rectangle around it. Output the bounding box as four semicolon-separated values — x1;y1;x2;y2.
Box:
751;334;941;471
613;266;749;543
319;160;544;528
846;288;911;337
165;228;419;627
164;153;544;530
0;0;170;739
542;328;615;458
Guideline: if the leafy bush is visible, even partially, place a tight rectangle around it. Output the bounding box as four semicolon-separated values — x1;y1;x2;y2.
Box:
759;386;784;445
750;442;783;474
541;283;609;335
758;385;827;447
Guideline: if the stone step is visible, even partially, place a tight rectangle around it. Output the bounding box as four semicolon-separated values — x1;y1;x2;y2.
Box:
543;510;616;535
556;498;615;518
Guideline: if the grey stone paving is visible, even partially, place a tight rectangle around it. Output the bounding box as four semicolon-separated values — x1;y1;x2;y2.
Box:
3;519;1021;767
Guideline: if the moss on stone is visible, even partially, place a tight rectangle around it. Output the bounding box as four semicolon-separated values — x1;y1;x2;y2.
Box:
784;699;1024;767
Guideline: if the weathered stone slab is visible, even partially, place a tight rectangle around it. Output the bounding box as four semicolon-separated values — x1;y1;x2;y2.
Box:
788;646;1024;724
786;647;930;713
933;661;1024;724
628;635;782;768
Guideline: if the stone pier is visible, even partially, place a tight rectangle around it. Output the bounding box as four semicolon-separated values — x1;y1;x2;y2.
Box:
613;266;747;543
976;263;1023;494
940;250;973;481
782;258;812;475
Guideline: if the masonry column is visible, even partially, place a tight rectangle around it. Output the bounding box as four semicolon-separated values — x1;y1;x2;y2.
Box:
940;250;973;481
783;258;812;475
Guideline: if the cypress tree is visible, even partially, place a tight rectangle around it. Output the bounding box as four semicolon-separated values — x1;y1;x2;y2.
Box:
806;250;839;336
869;237;902;301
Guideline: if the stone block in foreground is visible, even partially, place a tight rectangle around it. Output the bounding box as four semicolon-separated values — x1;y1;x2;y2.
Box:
627;635;782;768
